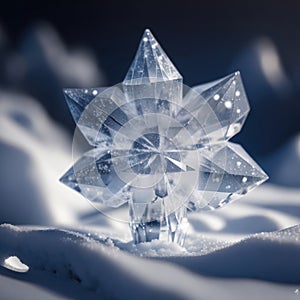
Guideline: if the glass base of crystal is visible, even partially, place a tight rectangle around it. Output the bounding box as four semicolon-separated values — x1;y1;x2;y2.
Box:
129;200;188;246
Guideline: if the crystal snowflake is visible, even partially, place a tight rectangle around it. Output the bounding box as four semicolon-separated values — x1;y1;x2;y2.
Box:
60;29;268;245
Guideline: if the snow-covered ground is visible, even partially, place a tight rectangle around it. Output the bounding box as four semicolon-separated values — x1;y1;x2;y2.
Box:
0;94;300;299
1;223;300;300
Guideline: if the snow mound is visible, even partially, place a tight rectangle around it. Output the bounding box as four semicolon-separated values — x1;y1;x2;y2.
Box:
0;93;94;225
0;224;200;299
0;223;299;300
166;225;300;283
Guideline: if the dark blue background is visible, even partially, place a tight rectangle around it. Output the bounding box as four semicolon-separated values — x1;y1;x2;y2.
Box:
0;0;299;169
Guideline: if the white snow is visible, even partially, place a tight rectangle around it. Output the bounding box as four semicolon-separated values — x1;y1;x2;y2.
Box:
0;93;96;226
0;94;299;299
0;224;300;299
3;256;29;273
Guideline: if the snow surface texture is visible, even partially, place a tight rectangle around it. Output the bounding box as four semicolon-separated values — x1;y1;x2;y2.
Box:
0;32;300;299
1;224;300;300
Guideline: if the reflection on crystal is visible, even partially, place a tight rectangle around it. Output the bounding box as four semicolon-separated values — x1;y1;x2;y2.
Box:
129;200;188;246
60;29;268;245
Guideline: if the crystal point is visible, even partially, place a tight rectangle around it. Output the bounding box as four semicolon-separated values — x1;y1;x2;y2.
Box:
188;142;268;211
63;87;107;124
123;29;182;85
59;166;80;192
183;71;250;143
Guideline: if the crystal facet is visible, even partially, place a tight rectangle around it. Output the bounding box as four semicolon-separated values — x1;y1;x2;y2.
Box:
60;29;268;245
124;29;182;84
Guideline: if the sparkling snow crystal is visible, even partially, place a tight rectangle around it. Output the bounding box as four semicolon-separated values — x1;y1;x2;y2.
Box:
60;29;268;245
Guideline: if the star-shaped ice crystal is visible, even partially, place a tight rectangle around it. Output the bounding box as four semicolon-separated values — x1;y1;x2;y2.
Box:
60;29;268;245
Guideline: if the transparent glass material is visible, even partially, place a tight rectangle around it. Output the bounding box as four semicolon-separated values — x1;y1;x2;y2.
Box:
60;29;268;245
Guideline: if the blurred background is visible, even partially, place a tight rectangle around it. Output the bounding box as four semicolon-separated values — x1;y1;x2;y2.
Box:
0;0;299;225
